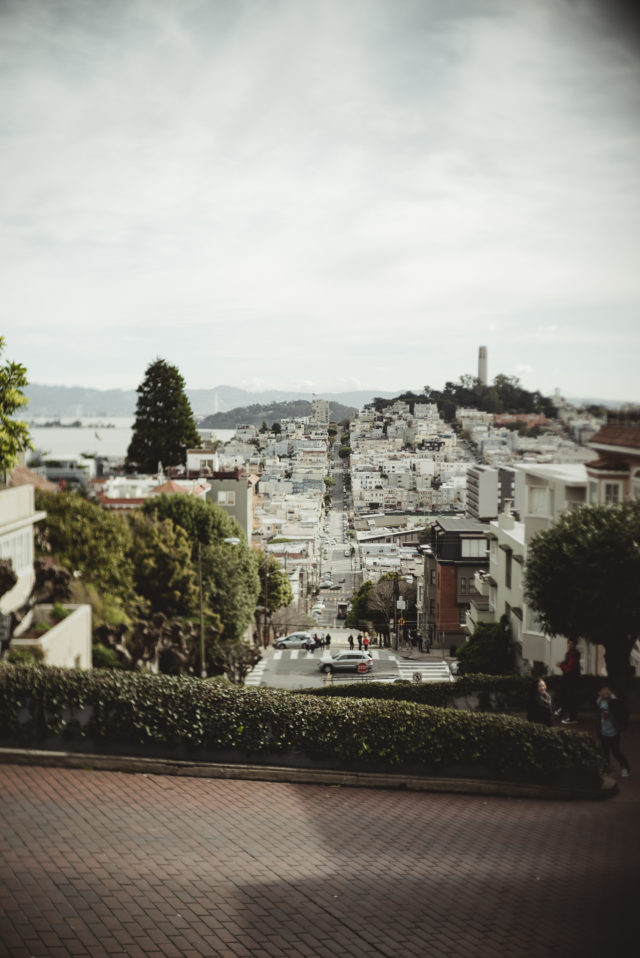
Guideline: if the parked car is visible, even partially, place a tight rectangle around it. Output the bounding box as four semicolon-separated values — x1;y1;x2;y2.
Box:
275;632;315;650
319;651;373;674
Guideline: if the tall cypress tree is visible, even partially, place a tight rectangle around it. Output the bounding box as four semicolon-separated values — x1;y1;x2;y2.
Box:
126;359;201;473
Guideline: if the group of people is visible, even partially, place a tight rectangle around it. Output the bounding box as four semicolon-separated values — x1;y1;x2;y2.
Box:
309;633;331;651
348;633;371;654
527;639;631;779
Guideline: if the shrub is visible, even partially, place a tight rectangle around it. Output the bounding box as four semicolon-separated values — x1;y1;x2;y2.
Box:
0;664;603;787
51;603;70;622
5;646;45;666
456;616;518;676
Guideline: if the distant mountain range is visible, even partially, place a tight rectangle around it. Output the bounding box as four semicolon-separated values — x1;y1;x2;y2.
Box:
23;383;630;421
200;399;358;429
23;383;404;419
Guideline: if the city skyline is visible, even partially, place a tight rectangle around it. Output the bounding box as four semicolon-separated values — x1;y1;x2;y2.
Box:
2;0;639;403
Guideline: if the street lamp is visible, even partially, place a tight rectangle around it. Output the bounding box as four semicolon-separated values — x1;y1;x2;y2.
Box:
198;542;206;678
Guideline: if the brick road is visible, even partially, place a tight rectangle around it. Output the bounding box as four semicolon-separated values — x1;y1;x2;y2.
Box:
1;722;638;958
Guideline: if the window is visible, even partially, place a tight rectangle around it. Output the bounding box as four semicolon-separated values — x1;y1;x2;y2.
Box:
505;549;512;589
588;481;599;506
461;538;486;558
459;577;467;594
218;490;236;506
458;605;468;625
604;483;620;505
0;529;33;573
529;486;548;516
430;569;436;585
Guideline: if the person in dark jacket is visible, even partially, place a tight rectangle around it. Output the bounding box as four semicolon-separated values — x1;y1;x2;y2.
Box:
596;686;630;778
527;678;554;727
555;639;581;724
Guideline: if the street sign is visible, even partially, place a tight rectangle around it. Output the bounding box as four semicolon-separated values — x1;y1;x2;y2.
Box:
413;672;422;683
397;597;406;610
398;617;405;626
357;662;368;674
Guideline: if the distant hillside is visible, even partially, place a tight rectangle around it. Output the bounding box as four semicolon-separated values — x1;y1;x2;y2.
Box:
23;382;630;420
23;384;398;418
200;400;357;429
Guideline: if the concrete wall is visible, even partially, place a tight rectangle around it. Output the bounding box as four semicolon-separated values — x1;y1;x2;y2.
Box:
11;604;92;669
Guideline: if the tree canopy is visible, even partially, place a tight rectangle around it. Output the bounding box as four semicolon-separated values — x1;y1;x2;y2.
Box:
525;501;640;693
456;617;518;676
372;375;556;423
126;358;200;473
0;337;32;477
142;494;261;641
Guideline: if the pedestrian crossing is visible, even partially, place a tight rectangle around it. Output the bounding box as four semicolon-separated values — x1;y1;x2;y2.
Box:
244;647;453;686
244;657;268;686
391;657;453;683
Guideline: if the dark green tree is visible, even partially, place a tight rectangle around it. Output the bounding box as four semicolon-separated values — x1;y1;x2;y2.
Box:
525;501;640;695
35;490;136;611
126;358;200;473
455;617;518;675
126;511;198;618
142;494;260;641
255;554;293;615
345;580;373;629
0;337;32;477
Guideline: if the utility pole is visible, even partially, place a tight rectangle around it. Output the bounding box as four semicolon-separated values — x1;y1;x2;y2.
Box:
198;542;206;678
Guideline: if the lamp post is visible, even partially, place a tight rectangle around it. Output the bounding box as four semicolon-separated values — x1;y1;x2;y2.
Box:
198;542;206;678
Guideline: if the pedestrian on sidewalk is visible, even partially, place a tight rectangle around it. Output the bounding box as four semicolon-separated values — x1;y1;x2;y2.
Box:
363;633;370;656
555;639;581;725
596;685;631;778
527;678;554;727
325;633;331;649
348;634;354;650
357;633;362;650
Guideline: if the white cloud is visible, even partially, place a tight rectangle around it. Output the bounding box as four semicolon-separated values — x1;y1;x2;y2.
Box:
1;0;639;401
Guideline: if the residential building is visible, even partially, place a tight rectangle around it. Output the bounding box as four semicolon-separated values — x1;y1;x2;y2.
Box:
0;483;92;669
421;517;489;653
586;415;640;505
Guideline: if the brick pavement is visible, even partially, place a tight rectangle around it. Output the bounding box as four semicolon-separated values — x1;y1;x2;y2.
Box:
1;720;638;958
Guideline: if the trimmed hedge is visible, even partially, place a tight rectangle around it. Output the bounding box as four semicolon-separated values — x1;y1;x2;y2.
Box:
302;674;534;710
0;664;603;787
302;673;640;716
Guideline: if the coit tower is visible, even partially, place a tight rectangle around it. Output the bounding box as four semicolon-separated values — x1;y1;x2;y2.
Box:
478;346;487;385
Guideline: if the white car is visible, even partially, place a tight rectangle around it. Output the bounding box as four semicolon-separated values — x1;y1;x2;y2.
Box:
319;651;373;674
275;632;315;650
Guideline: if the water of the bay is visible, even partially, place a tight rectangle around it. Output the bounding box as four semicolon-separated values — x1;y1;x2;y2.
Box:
28;418;235;461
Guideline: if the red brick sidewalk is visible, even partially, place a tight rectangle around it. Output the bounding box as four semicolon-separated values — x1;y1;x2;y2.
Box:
1;720;638;957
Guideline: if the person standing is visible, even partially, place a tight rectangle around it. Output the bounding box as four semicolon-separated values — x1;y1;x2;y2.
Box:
325;633;331;649
556;639;581;725
527;678;554;727
596;686;630;778
348;634;354;650
357;633;363;651
363;633;370;656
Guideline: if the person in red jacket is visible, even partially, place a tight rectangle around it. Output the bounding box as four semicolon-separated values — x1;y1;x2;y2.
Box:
555;639;581;725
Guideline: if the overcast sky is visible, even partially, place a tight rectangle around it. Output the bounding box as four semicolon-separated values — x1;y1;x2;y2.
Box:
2;0;639;402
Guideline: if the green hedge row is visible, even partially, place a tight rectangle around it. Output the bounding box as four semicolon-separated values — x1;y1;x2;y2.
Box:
303;674;534;710
0;665;603;786
303;673;640;715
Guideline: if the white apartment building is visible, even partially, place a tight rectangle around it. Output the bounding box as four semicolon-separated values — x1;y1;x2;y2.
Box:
468;463;601;675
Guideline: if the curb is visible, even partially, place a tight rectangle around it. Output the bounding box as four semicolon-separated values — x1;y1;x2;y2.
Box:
0;747;617;802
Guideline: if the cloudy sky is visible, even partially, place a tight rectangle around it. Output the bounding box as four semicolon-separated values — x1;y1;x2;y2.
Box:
2;0;639;402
